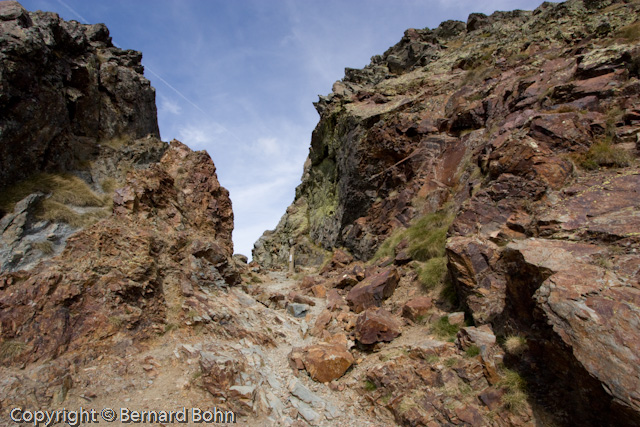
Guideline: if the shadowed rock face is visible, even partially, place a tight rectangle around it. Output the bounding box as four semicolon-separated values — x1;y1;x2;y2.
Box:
0;140;238;365
0;1;159;188
0;1;166;271
255;0;640;424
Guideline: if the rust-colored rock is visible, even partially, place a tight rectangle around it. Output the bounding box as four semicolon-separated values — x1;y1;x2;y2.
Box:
326;289;347;311
401;296;433;322
355;308;401;345
0;141;238;365
319;249;354;275
199;351;244;398
346;266;400;313
446;236;506;324
289;343;354;383
310;310;333;337
310;284;327;298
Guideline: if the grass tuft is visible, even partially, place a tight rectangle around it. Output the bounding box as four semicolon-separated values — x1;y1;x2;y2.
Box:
432;316;460;340
575;139;632;170
0;340;26;362
465;345;480;357
364;380;377;392
616;22;640;41
504;335;527;356
372;209;453;265
498;368;528;414
407;212;453;261
417;256;448;290
31;240;54;255
0;173;112;228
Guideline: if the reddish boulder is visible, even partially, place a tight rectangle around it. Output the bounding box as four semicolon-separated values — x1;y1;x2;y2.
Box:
289;343;354;383
355;308;401;345
310;284;327;298
320;249;354;275
346;267;400;313
300;275;321;290
401;296;433;322
310;310;333;337
326;289;347;311
199;351;244;398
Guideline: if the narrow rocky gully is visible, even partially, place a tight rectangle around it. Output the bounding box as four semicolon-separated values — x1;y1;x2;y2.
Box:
51;269;388;426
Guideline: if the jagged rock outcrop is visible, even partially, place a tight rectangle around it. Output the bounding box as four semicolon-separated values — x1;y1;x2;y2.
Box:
0;140;238;365
255;0;640;425
0;1;166;271
0;1;159;188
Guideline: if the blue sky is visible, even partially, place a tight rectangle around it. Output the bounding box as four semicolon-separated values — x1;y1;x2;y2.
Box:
20;0;546;258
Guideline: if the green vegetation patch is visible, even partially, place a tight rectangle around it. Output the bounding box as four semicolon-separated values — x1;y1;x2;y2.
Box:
575;139;633;170
432;316;460;341
372;210;454;263
364;380;377;392
616;22;640;41
465;345;481;357
417;256;448;290
0;173;112;228
498;368;528;414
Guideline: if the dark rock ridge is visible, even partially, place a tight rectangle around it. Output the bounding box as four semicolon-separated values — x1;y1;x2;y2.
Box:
254;0;640;425
0;1;159;188
0;3;241;415
0;1;166;271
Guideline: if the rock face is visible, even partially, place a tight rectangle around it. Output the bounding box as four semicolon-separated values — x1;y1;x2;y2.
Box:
0;140;238;365
0;2;166;271
255;0;640;425
0;1;159;188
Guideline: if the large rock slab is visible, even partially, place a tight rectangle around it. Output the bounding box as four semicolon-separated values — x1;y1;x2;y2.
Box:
535;267;640;414
289;343;354;383
355;308;401;344
346;267;399;313
446;236;506;324
0;2;159;188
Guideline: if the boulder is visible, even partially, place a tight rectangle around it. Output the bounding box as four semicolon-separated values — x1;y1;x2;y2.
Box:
289;343;354;383
326;289;347;311
346;267;400;313
355;308;401;345
401;296;433;322
287;303;310;318
199;351;244;398
310;284;327;298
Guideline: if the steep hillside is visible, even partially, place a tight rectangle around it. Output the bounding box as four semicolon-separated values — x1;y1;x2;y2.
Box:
254;0;640;425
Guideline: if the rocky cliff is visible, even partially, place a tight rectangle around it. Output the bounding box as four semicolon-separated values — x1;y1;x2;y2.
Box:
254;0;640;425
0;1;166;271
0;2;242;419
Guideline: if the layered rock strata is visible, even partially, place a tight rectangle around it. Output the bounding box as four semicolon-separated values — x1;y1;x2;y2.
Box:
255;0;640;424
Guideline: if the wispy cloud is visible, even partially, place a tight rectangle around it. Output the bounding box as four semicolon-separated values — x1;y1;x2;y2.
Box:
159;95;181;115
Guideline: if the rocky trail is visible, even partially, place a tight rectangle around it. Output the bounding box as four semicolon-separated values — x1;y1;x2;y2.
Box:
5;270;388;427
